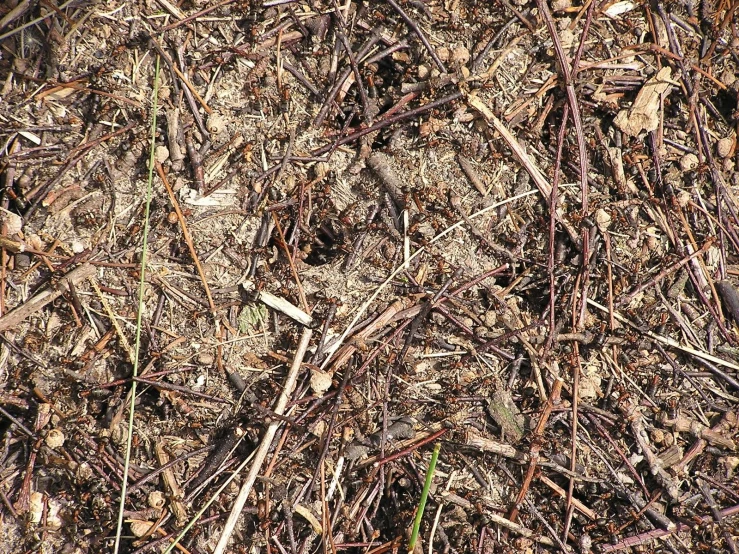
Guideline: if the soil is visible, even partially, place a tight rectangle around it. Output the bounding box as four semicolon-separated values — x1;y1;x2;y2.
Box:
1;1;739;553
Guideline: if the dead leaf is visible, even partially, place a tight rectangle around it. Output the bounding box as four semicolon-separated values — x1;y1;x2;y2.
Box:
614;67;674;136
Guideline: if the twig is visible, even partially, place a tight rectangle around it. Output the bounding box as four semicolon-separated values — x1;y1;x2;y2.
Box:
621;398;680;501
385;0;446;73
535;0;591;214
0;0;77;42
155;162;216;316
506;378;563;525
456;154;487;196
313;32;381;128
0;263;95;332
159;0;238;31
617;239;714;307
588;298;739;371
271;212;310;314
155;444;188;526
212;328;313;554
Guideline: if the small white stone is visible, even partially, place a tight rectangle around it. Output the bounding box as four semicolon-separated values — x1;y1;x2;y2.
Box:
148;490;166;509
155;145;170;164
679;153;699;171
717;136;734;158
451;45;470;66
310;369;332;396
46;498;63;530
206;113;227;135
29;492;44;524
595;208;612;232
45;429;65;449
76;462;94;482
720;69;736;86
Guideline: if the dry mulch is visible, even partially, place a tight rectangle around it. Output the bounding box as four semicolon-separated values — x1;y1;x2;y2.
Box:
1;1;739;553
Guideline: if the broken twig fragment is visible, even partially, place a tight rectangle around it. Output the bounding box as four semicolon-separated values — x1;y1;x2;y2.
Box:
0;263;95;332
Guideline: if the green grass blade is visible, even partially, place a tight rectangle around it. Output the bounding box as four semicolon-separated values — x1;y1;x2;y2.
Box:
408;442;441;553
112;54;161;554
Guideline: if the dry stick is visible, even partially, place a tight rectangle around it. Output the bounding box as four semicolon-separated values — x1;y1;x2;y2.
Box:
308;91;463;159
384;0;446;73
536;0;591;215
672;412;738;475
539;474;596;520
24;123;136;220
495;0;536;32
599;504;739;553
159;0;237;31
174;42;211;139
0;0;33;31
506;378;563;527
271;212;310;315
213;328;313;554
457;154;487;196
588;297;739;372
313;32;381;128
546;103;569;352
620;400;680;502
0;0;77;41
327;299;406;372
35;82;143;108
467;93;581;250
0;263;95;332
156;162;216;316
616;238;715;307
331;3;371;122
89;278;135;364
155;444;188;527
565;274;586;540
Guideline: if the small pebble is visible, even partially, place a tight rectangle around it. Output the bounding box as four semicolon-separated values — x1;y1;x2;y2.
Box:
155;145;170;164
679;153;699;171
650;428;664;445
717;136;734;158
29;492;44;524
595;208;612;232
148;491;166;509
206;112;227;135
45;429;65;449
721;69;736;87
451;45;470;66
483;311;497;327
